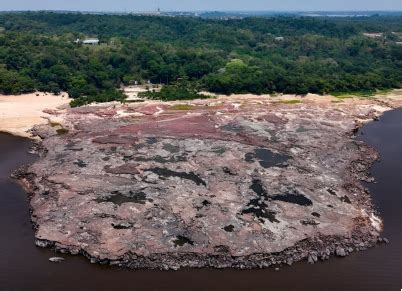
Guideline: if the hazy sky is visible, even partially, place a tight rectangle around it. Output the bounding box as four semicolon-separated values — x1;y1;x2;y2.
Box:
1;0;401;12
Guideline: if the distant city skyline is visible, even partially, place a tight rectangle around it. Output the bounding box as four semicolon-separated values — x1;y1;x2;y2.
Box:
1;0;402;12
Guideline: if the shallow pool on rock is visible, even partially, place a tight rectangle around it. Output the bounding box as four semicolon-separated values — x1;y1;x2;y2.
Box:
245;148;289;168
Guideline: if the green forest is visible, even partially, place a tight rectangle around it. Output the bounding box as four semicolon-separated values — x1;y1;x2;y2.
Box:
0;12;402;105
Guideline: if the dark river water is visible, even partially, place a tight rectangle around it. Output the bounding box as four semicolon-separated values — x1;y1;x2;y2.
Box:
1;109;401;291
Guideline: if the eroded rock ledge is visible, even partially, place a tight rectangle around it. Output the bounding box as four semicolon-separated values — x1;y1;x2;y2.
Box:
16;94;402;269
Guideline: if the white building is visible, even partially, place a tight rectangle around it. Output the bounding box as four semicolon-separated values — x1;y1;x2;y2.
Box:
362;33;384;38
82;38;100;45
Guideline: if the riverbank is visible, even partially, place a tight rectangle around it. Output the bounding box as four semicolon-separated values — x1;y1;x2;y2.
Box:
12;92;402;270
0;92;71;137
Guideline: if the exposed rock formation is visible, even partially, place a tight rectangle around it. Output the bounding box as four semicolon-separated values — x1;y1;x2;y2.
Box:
17;94;402;269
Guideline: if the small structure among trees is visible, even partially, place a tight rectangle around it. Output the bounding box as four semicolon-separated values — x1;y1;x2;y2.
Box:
362;32;384;38
75;38;100;45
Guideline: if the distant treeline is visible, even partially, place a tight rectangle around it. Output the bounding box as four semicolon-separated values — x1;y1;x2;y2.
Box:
0;12;402;104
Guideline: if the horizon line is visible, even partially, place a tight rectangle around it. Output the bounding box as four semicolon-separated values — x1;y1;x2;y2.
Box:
1;9;402;13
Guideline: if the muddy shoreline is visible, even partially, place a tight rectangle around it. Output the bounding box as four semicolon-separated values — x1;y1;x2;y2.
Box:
13;95;402;270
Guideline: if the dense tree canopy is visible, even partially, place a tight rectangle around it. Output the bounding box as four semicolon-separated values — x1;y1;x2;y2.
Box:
0;12;401;104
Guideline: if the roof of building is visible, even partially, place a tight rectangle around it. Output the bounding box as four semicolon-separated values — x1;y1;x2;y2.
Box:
82;38;100;44
362;32;384;38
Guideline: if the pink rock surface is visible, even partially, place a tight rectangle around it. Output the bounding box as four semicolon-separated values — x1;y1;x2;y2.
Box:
18;96;402;269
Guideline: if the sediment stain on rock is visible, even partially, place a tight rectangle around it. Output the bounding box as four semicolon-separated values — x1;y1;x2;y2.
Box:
19;95;402;269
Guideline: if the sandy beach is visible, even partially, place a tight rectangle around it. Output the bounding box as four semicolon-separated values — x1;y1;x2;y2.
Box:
0;92;71;137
